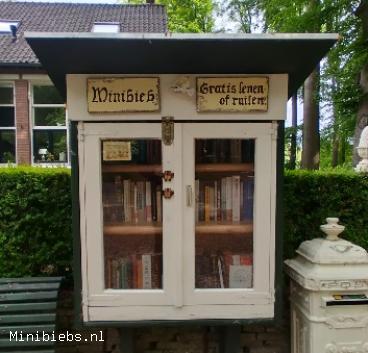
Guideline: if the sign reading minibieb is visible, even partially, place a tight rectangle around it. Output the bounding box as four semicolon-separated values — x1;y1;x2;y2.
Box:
197;77;269;112
87;78;160;113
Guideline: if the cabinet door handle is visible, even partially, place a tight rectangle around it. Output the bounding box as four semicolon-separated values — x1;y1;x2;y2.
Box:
186;185;193;207
163;188;174;199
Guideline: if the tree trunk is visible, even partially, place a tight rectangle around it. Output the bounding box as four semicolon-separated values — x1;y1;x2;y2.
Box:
289;94;298;169
353;1;368;166
301;68;320;169
332;128;339;167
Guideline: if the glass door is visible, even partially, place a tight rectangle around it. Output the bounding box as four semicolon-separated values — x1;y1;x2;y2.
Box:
80;123;180;308
183;123;275;306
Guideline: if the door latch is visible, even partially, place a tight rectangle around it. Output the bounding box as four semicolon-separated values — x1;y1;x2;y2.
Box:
162;188;174;199
161;170;175;182
162;116;174;145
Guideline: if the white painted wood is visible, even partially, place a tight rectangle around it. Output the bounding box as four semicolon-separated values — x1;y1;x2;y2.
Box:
87;303;274;322
182;123;274;306
22;74;52;82
67;74;288;121
81;123;177;307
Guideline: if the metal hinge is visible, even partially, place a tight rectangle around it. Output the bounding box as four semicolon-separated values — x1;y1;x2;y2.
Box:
162;116;174;145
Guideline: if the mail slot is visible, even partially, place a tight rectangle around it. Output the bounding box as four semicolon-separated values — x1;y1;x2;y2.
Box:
323;294;368;307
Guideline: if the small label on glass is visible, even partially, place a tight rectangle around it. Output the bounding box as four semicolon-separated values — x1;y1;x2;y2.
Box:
103;141;132;161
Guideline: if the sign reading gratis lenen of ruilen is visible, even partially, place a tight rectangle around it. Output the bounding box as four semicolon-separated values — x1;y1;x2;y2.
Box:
196;77;269;112
87;78;160;113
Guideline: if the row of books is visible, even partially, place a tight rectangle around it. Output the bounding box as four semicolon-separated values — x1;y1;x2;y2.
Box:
195;176;254;223
195;253;253;289
103;177;162;224
195;139;254;164
105;254;162;289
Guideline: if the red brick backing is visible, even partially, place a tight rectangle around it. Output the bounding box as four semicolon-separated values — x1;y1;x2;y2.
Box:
15;80;31;164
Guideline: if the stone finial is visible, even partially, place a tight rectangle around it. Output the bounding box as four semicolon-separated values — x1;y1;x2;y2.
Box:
356;125;368;172
320;218;345;241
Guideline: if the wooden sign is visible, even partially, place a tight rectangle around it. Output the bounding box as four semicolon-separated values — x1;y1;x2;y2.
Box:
87;78;160;113
197;77;268;112
102;141;132;161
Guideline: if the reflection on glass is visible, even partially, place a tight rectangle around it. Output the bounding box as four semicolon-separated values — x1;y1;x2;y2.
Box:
0;107;15;127
0;86;13;105
34;108;65;126
102;139;163;290
33;86;64;104
195;139;254;289
0;131;15;163
33;130;67;163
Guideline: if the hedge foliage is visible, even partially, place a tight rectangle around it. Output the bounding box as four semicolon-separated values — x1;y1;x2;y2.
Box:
0;167;367;277
0;167;72;277
284;170;368;258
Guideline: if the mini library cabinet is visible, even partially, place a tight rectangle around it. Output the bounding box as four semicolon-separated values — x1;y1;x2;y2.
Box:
78;121;276;321
26;32;338;324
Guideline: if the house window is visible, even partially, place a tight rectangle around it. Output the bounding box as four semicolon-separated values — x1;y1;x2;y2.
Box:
0;21;19;34
32;85;68;164
92;22;120;33
0;83;16;163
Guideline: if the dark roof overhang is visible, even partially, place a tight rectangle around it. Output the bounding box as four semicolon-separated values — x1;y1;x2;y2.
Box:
25;32;338;100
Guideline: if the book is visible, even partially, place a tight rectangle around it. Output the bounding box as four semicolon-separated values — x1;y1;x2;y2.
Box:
225;177;232;221
156;185;162;223
243;177;254;221
195;179;199;223
142;254;152;289
204;185;211;222
232;176;241;222
230;140;242;163
229;265;252;288
145;181;152;223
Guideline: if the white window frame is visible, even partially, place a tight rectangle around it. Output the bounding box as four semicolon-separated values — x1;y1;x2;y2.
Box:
92;22;120;33
0;82;16;165
30;82;69;167
0;21;19;34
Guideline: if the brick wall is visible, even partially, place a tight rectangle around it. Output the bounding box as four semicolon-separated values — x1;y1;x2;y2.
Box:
56;288;290;353
15;79;31;164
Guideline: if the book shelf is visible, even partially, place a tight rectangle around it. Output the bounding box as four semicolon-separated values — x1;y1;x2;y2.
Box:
102;163;253;174
196;222;253;235
194;138;255;289
101;138;163;290
104;224;162;236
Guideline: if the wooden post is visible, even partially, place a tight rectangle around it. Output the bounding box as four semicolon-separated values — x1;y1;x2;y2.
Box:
219;326;241;353
120;328;134;353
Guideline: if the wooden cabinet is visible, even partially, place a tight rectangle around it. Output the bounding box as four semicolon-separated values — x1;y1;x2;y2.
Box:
78;122;276;322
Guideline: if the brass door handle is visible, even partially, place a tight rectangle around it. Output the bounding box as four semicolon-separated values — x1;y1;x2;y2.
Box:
160;170;174;182
163;188;174;199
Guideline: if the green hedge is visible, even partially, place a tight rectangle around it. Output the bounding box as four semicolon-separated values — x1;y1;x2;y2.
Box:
0;167;72;277
284;170;368;258
0;167;367;277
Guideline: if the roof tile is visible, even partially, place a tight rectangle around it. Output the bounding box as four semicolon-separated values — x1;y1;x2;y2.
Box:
0;1;167;65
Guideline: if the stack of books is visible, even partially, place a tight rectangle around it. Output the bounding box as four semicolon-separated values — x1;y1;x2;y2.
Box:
106;253;162;289
102;176;162;224
195;176;254;223
195;253;253;289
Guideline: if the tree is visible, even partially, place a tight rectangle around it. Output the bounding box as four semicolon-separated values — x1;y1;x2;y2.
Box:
353;0;368;165
121;0;215;32
223;0;365;169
